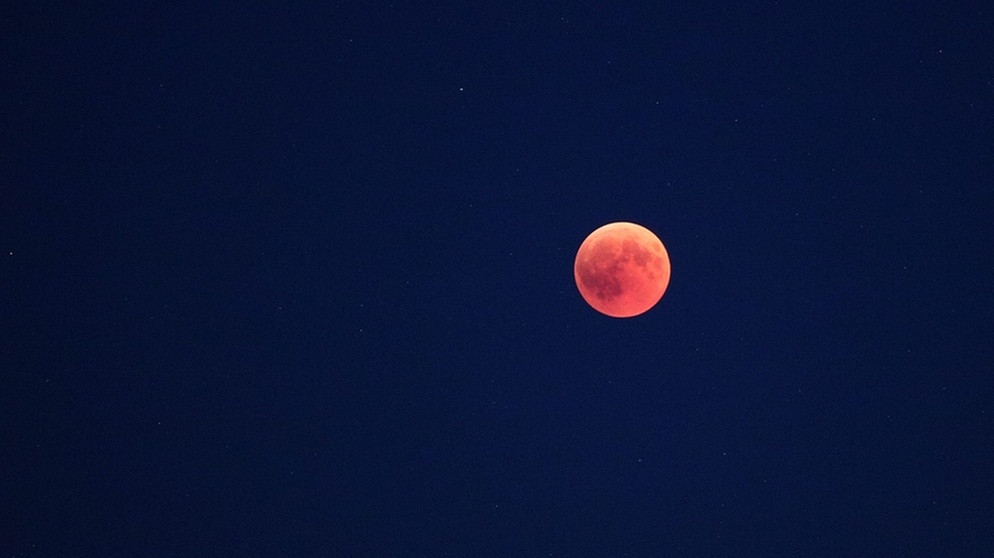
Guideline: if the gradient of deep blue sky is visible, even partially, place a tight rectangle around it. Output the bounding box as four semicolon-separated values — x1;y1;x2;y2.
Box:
3;2;993;556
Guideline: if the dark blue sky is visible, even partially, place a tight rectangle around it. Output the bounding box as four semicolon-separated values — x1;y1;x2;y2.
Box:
3;2;993;556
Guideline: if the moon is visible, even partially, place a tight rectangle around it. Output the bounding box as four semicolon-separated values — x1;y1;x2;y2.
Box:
574;222;671;318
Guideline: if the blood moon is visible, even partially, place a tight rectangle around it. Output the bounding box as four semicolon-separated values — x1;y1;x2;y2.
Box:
574;222;671;318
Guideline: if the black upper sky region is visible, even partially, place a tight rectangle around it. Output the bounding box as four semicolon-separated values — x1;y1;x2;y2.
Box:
2;2;992;556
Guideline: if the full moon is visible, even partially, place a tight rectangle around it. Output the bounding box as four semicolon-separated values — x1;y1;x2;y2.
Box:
574;222;671;318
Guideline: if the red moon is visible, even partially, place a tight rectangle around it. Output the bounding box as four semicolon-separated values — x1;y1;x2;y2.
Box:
574;222;671;318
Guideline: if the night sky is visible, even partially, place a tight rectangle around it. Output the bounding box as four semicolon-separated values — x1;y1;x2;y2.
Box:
3;2;993;556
